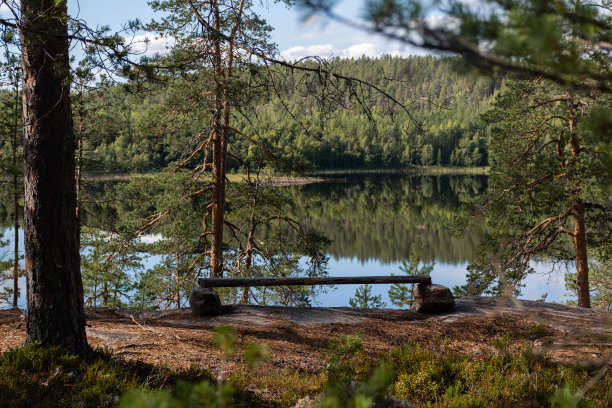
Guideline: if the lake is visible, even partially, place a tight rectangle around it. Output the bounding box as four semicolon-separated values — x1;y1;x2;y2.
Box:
0;173;572;309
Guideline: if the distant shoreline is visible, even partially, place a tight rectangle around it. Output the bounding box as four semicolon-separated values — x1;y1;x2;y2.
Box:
311;166;489;176
0;167;488;183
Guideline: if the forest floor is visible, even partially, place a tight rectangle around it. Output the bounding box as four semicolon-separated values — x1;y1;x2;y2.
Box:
1;297;610;403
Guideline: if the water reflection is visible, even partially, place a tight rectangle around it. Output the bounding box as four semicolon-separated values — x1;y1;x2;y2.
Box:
0;173;571;307
271;174;487;264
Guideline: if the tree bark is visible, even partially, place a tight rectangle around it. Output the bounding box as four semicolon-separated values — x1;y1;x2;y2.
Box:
567;97;590;308
75;114;84;239
209;0;226;278
573;199;590;308
20;0;89;355
12;73;20;309
240;212;256;304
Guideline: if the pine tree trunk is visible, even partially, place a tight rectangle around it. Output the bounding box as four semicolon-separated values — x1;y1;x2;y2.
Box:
20;0;89;355
209;0;226;278
210;129;226;278
240;213;256;304
12;72;20;309
573;199;590;308
12;169;19;308
566;96;590;309
75;116;84;239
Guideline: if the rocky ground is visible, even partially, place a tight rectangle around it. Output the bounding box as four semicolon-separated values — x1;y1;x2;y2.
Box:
1;297;610;380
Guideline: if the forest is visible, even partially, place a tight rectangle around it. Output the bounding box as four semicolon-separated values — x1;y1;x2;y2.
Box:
67;56;501;174
0;0;610;407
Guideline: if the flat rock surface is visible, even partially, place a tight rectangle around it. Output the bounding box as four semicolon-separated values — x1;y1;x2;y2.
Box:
1;297;610;378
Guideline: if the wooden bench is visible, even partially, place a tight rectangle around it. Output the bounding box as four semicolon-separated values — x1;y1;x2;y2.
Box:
198;275;433;288
190;275;454;316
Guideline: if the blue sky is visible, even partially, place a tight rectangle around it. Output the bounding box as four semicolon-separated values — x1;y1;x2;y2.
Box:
62;0;428;60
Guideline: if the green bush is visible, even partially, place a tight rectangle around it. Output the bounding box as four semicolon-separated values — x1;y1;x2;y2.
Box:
384;341;611;407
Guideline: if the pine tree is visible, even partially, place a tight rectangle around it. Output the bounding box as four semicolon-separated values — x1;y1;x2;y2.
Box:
349;284;386;309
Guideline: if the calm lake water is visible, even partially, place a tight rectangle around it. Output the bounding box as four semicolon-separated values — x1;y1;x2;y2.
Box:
0;173;572;309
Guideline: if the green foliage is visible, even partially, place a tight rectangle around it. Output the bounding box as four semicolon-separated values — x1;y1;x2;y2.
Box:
120;380;234;408
332;0;612;94
314;332;612;407
385;342;611;407
388;239;434;307
320;365;395;408
223;179;331;307
321;332;394;408
565;256;612;311
550;386;594;408
324;332;370;386
81;230;143;308
0;48;23;308
229;368;325;407
120;325;270;408
0;231;12;304
57;56;502;174
242;342;270;370
0;343;213;408
349;284;386;309
456;80;611;297
212;326;237;358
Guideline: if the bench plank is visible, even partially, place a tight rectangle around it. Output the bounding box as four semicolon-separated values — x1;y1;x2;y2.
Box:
198;275;432;288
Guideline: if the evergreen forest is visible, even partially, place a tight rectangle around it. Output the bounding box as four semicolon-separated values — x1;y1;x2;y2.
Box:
74;56;502;174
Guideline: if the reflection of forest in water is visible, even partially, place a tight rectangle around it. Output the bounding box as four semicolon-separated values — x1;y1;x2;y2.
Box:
0;174;487;265
256;174;487;264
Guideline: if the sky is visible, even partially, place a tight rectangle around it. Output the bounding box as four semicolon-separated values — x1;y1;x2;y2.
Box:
61;0;430;60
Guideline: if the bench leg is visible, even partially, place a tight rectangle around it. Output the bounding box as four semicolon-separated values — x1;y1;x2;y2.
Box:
189;287;223;316
412;284;455;313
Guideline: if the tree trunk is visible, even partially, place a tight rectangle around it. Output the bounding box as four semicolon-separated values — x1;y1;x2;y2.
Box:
12;168;19;308
566;97;590;309
209;0;226;278
573;199;590;308
20;0;89;355
75;115;84;240
12;79;20;309
240;213;256;304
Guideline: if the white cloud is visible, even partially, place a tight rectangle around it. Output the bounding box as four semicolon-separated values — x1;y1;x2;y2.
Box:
281;44;337;60
129;34;175;56
280;37;429;61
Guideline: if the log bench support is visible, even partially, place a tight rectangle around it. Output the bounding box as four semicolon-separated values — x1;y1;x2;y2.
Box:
189;275;455;316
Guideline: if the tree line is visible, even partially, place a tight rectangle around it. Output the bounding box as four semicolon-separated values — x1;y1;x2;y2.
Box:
69;55;502;174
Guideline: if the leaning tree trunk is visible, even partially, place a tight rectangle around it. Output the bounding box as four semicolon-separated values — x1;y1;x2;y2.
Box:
573;199;590;308
20;0;89;355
